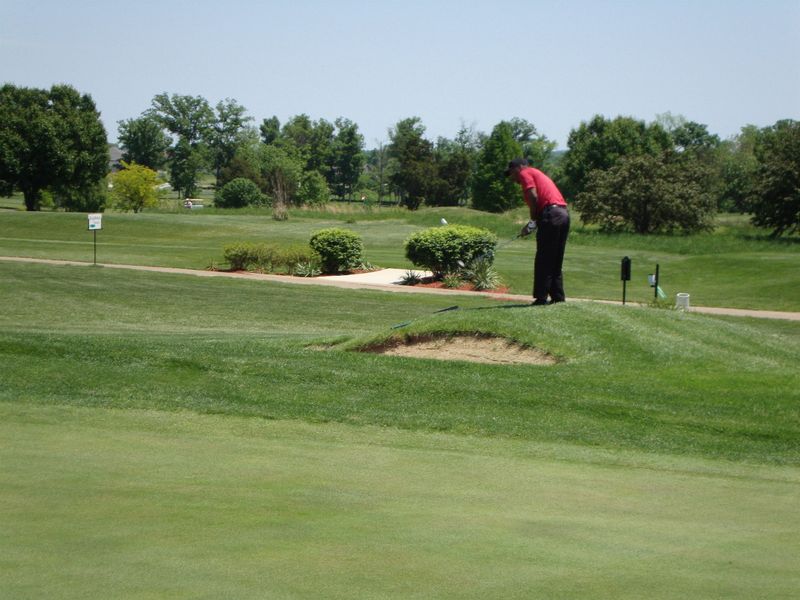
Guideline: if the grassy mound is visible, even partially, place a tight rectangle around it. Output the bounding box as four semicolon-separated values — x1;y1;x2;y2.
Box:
2;261;798;465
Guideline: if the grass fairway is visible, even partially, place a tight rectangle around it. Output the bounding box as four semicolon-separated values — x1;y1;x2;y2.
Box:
3;405;799;599
1;208;798;310
1;254;799;597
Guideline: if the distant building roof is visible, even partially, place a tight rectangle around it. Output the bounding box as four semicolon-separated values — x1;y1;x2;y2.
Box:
108;144;124;162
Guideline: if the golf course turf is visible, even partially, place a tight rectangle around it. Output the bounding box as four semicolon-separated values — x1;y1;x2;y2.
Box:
1;207;799;598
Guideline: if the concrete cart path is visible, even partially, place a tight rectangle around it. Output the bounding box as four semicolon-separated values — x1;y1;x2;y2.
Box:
3;256;799;321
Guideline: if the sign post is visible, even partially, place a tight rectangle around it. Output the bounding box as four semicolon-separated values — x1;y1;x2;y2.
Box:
88;213;102;265
620;256;631;305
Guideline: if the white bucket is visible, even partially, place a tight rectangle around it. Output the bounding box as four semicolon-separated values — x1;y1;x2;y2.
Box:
676;293;690;310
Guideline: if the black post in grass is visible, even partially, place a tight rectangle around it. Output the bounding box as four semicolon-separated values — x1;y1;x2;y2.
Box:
621;256;631;305
648;264;661;299
654;264;660;300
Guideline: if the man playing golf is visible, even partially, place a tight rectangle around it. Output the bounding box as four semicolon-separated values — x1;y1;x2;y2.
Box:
505;158;570;305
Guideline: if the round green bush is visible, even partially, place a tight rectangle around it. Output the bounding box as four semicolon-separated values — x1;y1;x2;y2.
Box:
215;177;266;208
298;170;330;206
309;228;364;274
404;225;497;277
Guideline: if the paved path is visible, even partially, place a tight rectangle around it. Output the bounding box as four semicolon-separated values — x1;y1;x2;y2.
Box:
3;256;799;321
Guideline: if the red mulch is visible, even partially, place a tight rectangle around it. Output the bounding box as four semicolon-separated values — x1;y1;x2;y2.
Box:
413;281;510;294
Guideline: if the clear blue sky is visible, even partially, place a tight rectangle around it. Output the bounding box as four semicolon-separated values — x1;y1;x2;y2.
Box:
2;0;798;148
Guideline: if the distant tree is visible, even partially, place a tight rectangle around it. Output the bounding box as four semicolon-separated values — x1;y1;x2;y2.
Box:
388;117;436;209
279;114;315;165
298;170;330;206
169;139;207;198
362;141;391;203
110;162;162;212
308;118;336;180
508;117;557;169
670;121;720;156
452;122;484;205
0;83;108;211
208;98;253;182
148;92;213;144
148;93;214;197
471;121;522;212
716;125;762;213
427;137;471;207
273;115;338;182
748;119;800;236
218;131;266;190
561;115;671;198
259;144;303;209
259;116;281;145
575;152;715;234
331;118;364;199
117;115;171;170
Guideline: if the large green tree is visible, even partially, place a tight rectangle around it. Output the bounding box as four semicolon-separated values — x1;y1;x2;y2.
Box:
217;130;266;190
148;93;213;197
208;98;253;182
117;115;171;170
0;83;108;211
748;119;800;237
575;152;716;234
427;137;472;207
259;116;281;145
471;121;522;213
561;115;671;198
331;118;364;200
717;125;761;213
387;117;436;210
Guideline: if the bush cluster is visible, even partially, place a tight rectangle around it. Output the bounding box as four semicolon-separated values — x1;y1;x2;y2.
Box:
309;228;364;274
223;242;318;273
404;225;497;277
215;178;266;208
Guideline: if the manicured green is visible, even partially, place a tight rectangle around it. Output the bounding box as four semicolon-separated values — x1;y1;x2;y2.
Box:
0;206;797;310
3;404;798;599
2;261;798;465
1;212;799;598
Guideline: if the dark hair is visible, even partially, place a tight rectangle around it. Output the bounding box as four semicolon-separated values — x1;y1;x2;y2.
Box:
504;158;527;176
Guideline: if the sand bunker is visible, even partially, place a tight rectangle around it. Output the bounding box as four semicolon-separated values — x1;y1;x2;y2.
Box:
362;334;557;366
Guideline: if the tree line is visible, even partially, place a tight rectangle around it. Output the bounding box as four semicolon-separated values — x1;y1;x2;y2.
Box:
1;83;797;236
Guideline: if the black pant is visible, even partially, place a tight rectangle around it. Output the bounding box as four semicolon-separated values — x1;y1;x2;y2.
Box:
534;205;570;302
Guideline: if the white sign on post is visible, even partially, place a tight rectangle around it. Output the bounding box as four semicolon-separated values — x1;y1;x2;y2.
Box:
88;213;103;230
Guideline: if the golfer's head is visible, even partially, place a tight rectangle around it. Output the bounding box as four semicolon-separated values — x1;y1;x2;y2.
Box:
504;158;527;178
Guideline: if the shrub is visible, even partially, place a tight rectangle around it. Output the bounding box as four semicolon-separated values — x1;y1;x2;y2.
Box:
463;256;502;290
110;162;161;213
215;177;266;208
293;261;322;277
298;170;330;206
309;228;364;274
399;270;424;285
223;242;277;271
442;273;463;288
404;225;497;278
275;245;319;272
223;242;318;273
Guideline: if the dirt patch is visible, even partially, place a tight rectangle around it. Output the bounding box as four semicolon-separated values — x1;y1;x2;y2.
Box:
362;334;557;366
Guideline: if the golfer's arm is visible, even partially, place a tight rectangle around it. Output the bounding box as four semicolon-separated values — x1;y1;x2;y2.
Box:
525;187;538;220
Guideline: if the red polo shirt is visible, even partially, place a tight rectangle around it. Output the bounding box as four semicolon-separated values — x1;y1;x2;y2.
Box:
515;167;567;218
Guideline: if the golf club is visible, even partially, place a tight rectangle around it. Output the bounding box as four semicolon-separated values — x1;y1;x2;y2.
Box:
464;228;530;267
391;305;459;329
